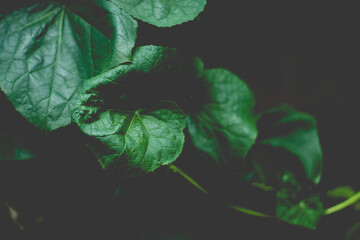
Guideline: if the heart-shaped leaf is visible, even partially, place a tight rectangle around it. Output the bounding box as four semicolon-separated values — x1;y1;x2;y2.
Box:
0;1;137;131
73;45;187;175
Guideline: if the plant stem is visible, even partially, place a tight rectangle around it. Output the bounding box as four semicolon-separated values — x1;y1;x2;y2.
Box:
169;164;271;218
229;205;272;218
170;164;360;217
324;191;360;215
168;164;209;195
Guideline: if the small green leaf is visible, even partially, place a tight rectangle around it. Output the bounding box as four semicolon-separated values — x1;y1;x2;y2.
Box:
346;222;360;240
187;66;258;165
73;45;187;175
110;0;206;27
0;132;35;161
276;171;324;230
0;1;137;131
257;104;323;184
0;90;38;161
327;186;356;199
77;104;186;174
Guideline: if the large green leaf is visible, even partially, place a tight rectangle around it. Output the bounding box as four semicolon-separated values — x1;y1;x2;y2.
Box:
110;0;206;27
73;45;187;175
0;1;137;131
257;104;323;184
187;65;258;165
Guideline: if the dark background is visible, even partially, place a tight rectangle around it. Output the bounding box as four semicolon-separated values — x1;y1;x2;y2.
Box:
137;0;360;189
138;0;360;187
137;1;360;238
1;1;360;239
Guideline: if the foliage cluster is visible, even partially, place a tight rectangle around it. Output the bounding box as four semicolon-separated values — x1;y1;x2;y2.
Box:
0;1;357;239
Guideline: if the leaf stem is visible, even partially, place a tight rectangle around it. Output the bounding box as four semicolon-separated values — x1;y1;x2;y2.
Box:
324;191;360;215
169;164;208;195
169;164;271;218
229;204;272;218
170;164;360;218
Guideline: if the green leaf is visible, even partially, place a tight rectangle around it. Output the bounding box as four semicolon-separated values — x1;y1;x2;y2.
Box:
187;66;258;165
0;132;35;161
242;143;324;229
78;104;186;174
0;1;137;131
276;171;324;230
0;90;39;161
346;222;360;240
257;104;323;184
73;45;187;175
110;0;206;27
327;186;356;199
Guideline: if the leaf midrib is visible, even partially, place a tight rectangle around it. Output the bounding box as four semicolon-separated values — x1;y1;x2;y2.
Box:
117;111;150;168
45;5;65;125
135;111;150;167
